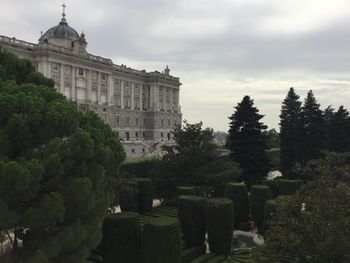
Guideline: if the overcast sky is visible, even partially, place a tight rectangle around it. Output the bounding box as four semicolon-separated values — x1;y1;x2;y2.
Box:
1;0;350;131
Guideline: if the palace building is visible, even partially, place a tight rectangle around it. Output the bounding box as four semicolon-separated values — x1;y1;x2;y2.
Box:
0;6;182;158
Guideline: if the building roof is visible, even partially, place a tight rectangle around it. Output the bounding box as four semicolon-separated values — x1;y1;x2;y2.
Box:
41;18;79;40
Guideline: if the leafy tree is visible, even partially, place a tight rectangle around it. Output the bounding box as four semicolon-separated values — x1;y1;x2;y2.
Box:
279;88;302;175
328;106;350;152
153;121;240;200
299;90;325;161
0;50;125;262
260;153;350;263
263;129;280;149
227;96;269;186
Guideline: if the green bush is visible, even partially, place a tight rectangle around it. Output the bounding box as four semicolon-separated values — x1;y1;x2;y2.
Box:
278;179;303;195
224;182;249;227
119;181;139;212
177;186;195;196
136;178;153;212
181;246;206;263
101;212;140;263
262;180;279;198
140;216;181;263
177;195;207;248
206;198;234;255
250;185;272;229
263;196;292;232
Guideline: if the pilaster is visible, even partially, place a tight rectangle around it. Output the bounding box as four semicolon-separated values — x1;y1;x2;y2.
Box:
71;67;76;100
131;82;135;110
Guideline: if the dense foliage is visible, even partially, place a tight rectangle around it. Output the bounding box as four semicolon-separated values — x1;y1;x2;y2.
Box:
224;183;249;228
261;152;350;263
153;121;240;200
227;96;270;185
279;87;302;174
0;50;125;262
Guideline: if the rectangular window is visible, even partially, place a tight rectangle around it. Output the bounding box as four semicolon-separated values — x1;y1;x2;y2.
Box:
135;132;138;138
52;63;59;72
101;73;106;81
116;117;119;125
126;132;130;141
78;68;84;76
126;118;129;125
136;118;139;125
161;119;164;127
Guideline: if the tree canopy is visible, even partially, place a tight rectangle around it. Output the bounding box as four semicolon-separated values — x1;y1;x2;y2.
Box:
227;96;269;185
0;50;125;262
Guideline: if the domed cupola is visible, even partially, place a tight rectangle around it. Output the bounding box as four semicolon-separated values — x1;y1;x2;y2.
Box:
39;4;87;55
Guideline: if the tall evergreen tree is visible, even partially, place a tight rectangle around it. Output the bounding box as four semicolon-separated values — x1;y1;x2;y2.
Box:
328;106;350;152
323;105;335;149
300;90;325;161
227;96;269;186
279;88;302;175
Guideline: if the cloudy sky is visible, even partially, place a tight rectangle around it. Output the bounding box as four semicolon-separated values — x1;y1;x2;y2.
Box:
1;0;350;131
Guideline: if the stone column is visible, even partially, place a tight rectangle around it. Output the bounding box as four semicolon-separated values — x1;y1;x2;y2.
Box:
139;84;143;111
121;80;124;109
131;82;135;110
71;67;76;101
170;87;174;113
87;69;91;101
97;72;101;104
176;89;180;112
108;75;114;105
60;63;64;93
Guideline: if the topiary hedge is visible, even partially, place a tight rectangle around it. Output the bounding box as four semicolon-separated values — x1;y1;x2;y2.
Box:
262;179;279;198
224;182;249;228
101;212;140;263
250;185;272;230
263;195;292;232
136;178;153;212
119;181;139;212
140;216;181;263
177;195;207;248
177;186;195;196
205;198;234;256
278;179;303;195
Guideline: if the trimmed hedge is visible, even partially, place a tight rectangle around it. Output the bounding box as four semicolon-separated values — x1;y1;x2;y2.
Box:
181;246;206;263
278;179;303;195
177;195;207;248
262;179;279;198
224;182;249;227
263;196;292;232
140;216;181;263
136;178;153;212
206;198;234;255
101;212;140;263
250;185;272;229
119;181;139;212
177;186;195;196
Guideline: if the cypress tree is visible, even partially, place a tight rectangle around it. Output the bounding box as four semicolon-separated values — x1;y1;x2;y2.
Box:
329;106;350;152
227;96;269;186
279;88;302;175
300;90;325;161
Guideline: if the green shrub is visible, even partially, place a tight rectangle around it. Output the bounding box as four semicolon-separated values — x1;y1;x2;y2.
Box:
101;212;140;263
278;179;303;195
119;181;139;212
262;180;279;198
140;216;181;263
263;196;292;232
136;178;153;212
224;182;249;227
181;246;205;263
177;186;195;196
250;185;272;229
206;198;234;255
177;195;207;248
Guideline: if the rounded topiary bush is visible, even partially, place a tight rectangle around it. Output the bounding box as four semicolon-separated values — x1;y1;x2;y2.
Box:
262;179;279;198
224;182;249;227
177;186;195;196
119;181;139;212
101;212;140;263
177;195;206;248
278;179;303;196
250;185;272;229
136;178;153;212
205;198;234;255
140;216;181;263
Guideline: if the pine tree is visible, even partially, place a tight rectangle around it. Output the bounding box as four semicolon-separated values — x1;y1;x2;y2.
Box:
227;96;269;186
279;88;302;175
323;105;335;149
300;90;325;161
328;106;350;152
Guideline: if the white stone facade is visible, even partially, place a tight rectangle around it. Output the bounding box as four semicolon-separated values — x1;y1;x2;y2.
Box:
0;13;182;158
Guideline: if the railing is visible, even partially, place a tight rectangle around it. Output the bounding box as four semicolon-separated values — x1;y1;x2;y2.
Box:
0;35;37;49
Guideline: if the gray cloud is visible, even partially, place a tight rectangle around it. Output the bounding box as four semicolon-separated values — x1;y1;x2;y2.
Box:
1;0;350;131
